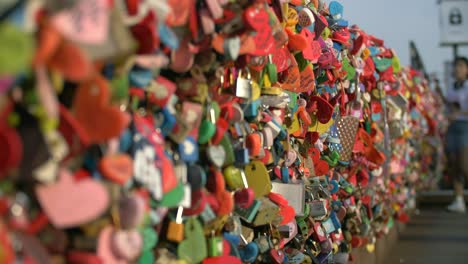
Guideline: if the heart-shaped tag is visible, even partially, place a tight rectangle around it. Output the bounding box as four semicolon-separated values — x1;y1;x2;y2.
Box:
177;218;208;263
299;64;316;92
36;169;110;228
74;76;130;144
118;194;146;229
111;229;143;261
98;226;127;264
309;148;329;176
244;6;275;56
271;46;292;73
51;0;110;45
207;145;226;168
279;65;301;91
99;154;133;185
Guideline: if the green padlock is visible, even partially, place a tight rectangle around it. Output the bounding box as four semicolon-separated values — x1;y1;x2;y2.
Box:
198;103;217;144
140;227;158;251
223;165;244;190
219;135;235;166
207;235;224;257
159;183;185;207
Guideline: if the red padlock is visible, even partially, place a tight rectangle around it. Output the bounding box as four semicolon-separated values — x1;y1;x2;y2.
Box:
234;188;255;209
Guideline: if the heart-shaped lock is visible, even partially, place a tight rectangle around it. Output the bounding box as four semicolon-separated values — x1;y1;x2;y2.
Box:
177;218;208;263
270;249;285;264
97;226;126;264
207;145;226;168
234;188;255;209
187;164;207;190
309;148;329;177
73;76;130;144
36;169;110;228
271;46;291;72
239;242;259;263
243;5;275;56
99;154;133;185
111;229;143;261
299;64;316;92
203;256;242;264
118;194;146;229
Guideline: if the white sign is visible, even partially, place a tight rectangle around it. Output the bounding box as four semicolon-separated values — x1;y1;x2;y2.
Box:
439;0;468;45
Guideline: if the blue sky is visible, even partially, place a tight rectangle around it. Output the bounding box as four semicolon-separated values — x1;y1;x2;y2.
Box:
337;0;468;79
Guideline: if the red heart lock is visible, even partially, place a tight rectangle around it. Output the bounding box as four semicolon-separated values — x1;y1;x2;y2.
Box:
73;76;130;144
234;188;255;209
279;204;295;225
285;28;307;51
309;148;329;176
215;190;234;216
211;118;229;145
362;57;375;77
379;66;396;82
206;169;226;195
202;256;242;264
307;96;333;124
99;154;133;185
131;16;159;55
270;249;285;264
300;29;321;63
243;5;275;56
271;46;292;73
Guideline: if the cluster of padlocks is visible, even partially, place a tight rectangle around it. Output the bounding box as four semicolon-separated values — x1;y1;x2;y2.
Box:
0;0;443;263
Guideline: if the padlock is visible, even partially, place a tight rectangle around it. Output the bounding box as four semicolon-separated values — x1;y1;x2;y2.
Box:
235;199;261;223
167;206;184;242
310;199;328;219
207;234;224;257
235;68;253;99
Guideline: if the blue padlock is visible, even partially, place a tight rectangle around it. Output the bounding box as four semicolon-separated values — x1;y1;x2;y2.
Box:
281;166;290;183
234;148;250;166
158;23;180;50
187;164;206;190
329;211;341;230
242;100;260;120
178;136;199;162
336;19;349;27
129;66;153;88
329;1;344;18
158;108;176;136
119;129;133;152
239;242;259;263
